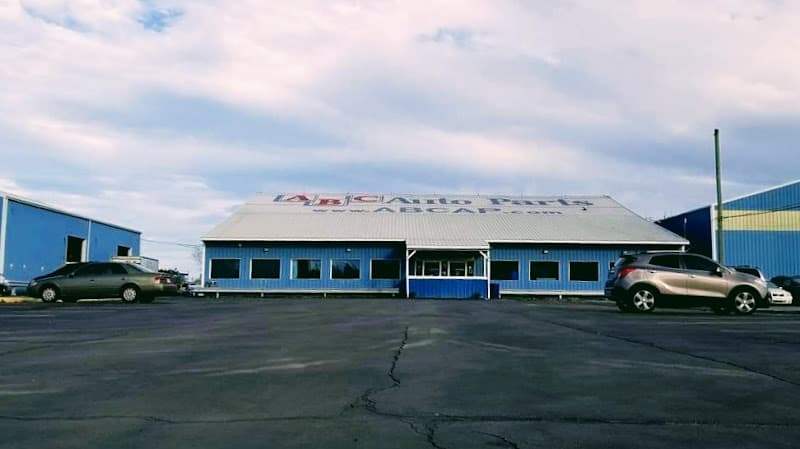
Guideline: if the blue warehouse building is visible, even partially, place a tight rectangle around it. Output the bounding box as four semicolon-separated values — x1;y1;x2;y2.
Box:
658;180;800;279
0;191;141;292
201;193;687;299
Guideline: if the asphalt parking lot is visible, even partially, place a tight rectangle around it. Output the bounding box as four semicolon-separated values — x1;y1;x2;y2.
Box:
1;298;800;449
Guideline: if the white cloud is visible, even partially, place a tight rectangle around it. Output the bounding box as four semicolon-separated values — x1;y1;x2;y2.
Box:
0;174;243;277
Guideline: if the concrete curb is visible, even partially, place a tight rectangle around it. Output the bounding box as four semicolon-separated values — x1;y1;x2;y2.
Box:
0;296;38;304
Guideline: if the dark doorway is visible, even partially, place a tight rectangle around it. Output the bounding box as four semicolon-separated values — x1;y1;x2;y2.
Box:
117;245;131;257
66;236;85;263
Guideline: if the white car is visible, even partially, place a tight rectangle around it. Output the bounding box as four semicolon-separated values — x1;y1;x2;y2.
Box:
768;282;794;305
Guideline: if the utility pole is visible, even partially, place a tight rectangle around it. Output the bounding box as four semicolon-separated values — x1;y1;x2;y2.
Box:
714;129;724;264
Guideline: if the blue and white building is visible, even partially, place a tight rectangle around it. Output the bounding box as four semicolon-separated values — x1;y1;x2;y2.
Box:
0;191;141;292
658;180;800;279
201;193;687;299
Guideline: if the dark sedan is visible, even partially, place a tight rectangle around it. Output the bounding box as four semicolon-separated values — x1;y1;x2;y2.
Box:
27;262;178;303
771;275;800;305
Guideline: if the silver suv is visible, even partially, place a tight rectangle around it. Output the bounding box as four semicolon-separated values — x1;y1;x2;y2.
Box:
605;252;769;315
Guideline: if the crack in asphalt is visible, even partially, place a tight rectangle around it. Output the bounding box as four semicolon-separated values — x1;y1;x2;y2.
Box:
388;326;409;385
5;317;799;448
423;422;448;449
537;317;800;388
344;321;800;448
426;413;800;428
476;431;521;449
3;412;798;429
344;325;410;417
401;419;448;449
344;325;454;448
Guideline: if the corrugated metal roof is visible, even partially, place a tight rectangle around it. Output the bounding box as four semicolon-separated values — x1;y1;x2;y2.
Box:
203;193;688;248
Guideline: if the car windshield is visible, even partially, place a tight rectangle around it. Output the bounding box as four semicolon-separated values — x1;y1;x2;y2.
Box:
768;282;779;289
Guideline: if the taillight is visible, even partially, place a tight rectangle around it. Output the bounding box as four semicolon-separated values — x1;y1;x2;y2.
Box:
153;276;162;283
618;267;637;279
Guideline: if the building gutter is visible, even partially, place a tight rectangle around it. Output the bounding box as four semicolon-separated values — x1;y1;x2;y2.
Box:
488;239;689;246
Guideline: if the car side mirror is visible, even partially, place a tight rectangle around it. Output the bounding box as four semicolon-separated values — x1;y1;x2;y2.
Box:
714;267;724;276
68;273;75;278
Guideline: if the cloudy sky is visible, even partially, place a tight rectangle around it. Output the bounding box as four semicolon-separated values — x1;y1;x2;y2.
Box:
1;0;798;275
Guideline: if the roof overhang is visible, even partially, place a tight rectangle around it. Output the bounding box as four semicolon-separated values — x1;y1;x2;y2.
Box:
488;239;689;246
406;245;490;251
202;237;406;243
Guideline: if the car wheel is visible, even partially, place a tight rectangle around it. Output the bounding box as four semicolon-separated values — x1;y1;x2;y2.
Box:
730;289;758;315
40;285;59;303
629;286;657;313
120;285;140;303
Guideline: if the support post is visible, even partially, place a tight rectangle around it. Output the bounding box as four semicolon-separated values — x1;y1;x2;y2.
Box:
481;250;491;300
405;249;416;299
714;129;725;264
200;244;207;287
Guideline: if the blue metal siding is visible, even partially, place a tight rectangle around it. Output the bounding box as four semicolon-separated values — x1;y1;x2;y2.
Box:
4;200;90;282
658;182;800;278
490;245;655;292
409;278;487;299
88;221;141;261
204;242;682;295
204;243;405;290
657;207;712;257
724;231;800;279
3;200;141;283
721;182;800;278
725;181;800;211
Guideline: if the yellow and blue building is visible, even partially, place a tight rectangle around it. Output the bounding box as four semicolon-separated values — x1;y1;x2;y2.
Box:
658;180;800;278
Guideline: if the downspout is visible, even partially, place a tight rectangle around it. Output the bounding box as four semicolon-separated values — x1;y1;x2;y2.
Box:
485;249;491;300
86;219;92;262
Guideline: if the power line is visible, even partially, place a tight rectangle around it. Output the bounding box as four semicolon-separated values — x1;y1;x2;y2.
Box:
141;238;202;248
722;202;800;220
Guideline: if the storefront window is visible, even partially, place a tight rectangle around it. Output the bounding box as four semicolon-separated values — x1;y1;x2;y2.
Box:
412;259;478;277
423;261;441;276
